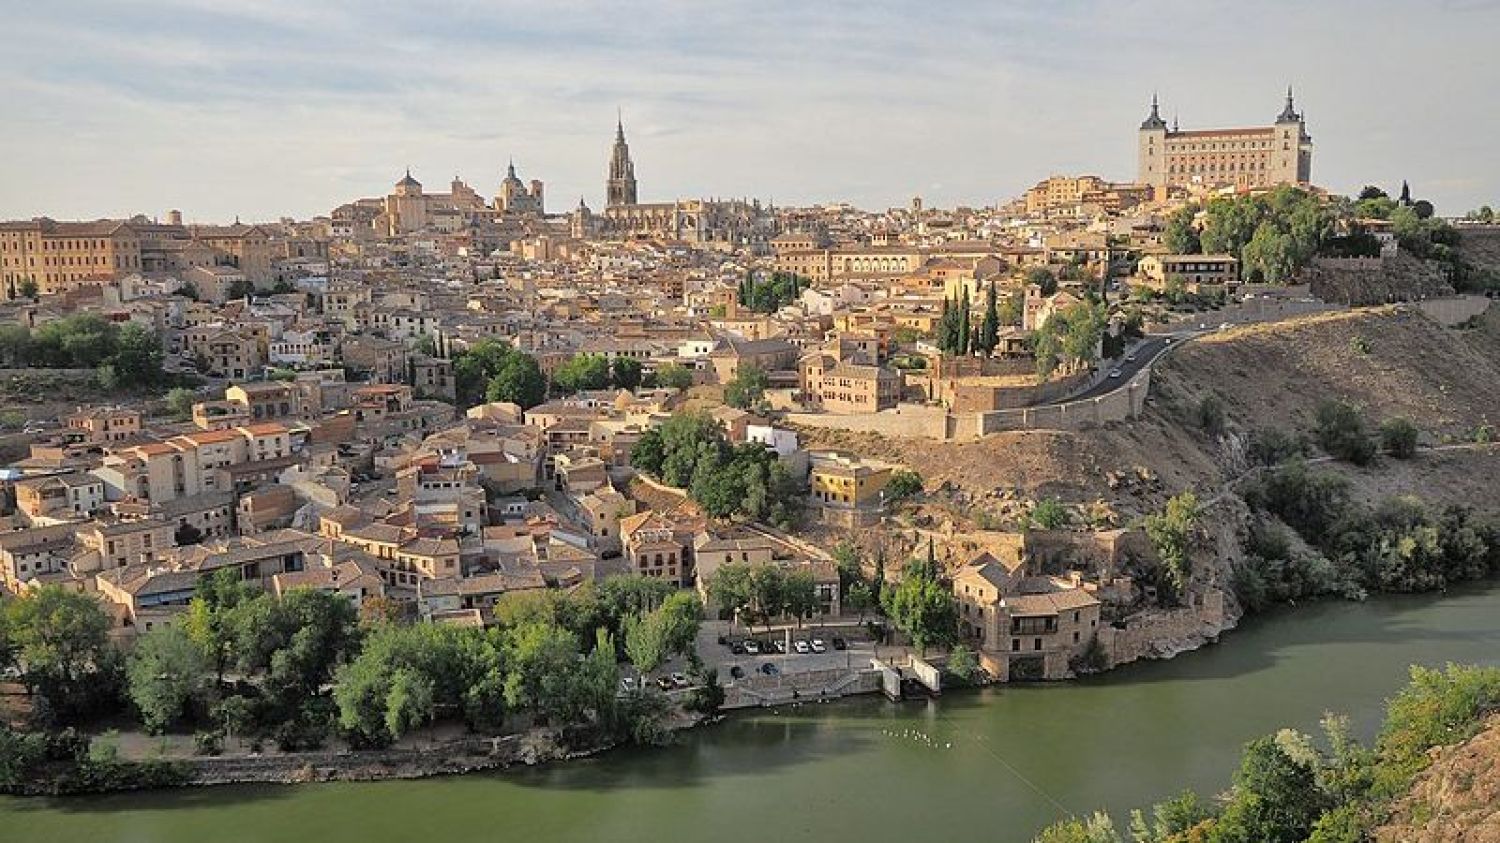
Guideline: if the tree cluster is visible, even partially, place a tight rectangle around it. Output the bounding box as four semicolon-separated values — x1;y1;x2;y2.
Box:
1145;492;1200;604
1032;301;1107;378
550;353;642;395
1166;186;1338;283
451;339;546;409
935;285;1001;356
0;315;164;389
880;550;957;654
1032;663;1500;843
1237;461;1500;608
631;412;803;527
706;562;819;631
722;363;768;410
737;271;805;314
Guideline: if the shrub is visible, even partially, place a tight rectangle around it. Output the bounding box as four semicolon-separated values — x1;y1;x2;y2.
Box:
1197;394;1226;436
1248;427;1305;466
1031;497;1070;530
1379;418;1419;459
1314;400;1376;465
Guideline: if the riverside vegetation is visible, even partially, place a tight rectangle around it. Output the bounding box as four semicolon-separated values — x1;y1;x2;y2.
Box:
0;570;711;794
1032;663;1500;843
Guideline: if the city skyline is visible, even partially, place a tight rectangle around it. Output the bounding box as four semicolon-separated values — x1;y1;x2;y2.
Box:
2;1;1497;222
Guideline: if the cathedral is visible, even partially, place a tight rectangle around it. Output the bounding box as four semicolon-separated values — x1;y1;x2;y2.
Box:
593;117;777;251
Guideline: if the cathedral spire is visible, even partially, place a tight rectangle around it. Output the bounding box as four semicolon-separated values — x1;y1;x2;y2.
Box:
1140;92;1167;130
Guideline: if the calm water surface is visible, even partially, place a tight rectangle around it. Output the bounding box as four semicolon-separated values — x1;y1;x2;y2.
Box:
6;585;1500;843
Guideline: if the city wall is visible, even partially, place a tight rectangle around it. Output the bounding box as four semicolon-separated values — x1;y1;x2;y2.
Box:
1417;294;1492;326
1096;590;1231;669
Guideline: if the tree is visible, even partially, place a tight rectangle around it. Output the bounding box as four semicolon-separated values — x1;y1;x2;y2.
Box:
552;353;610;394
653;362;694;391
1146;492;1200;604
126;627;210;734
182;568;259;685
1031;497;1070;530
956;288;972;356
977;282;1000;354
746;564;787;632
173;522;204;546
947;643;978;683
1357;185;1388;201
502;621;581;724
706;562;754;627
845;581;875;624
17;278;39;300
880;560;957;654
723;364;768;409
165;387;197;420
1034;812;1123;843
885;469;923;502
485;352;546;408
655;591;702;656
1197;394;1226;436
2;586;120;723
610;357;643;391
1379;417;1419;459
1210;735;1327;843
1314;400;1376;465
1164;205;1201;254
1027;267;1059;296
623;612;667;683
782;569;819;628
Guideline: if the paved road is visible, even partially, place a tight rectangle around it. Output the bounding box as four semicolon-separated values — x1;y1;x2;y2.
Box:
1069;334;1175;402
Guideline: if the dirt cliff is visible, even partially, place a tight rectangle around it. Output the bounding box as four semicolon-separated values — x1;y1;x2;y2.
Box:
1376;716;1500;843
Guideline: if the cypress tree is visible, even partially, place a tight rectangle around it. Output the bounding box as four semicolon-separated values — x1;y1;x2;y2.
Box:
957;288;971;356
979;281;999;354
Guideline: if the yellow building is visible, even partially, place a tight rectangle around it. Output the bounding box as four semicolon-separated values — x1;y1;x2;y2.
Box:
1138;90;1313;191
808;451;892;528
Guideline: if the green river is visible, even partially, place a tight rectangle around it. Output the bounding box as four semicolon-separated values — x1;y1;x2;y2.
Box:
6;585;1500;843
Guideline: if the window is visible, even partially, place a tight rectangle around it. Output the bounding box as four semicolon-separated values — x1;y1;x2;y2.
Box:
1033;638;1043;651
1011;639;1020;652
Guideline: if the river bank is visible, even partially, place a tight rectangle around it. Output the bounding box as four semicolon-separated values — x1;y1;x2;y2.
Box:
5;584;1498;842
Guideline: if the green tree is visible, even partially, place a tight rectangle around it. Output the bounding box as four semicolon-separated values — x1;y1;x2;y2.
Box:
17;278;40;300
610;357;643;391
485;352;546;408
947;643;978;683
165;387;198;421
3;586;120;724
1027;267;1059;296
885;469;923;502
1031;497;1070;530
977;282;1000;354
1314;400;1376;465
1379;417;1419;459
553;353;611;394
623;612;667;683
109;323;164;387
653;362;695;391
845;581;875;624
1146;492;1200;604
782;569;819;628
502;621;581;723
723;363;768;409
126;627;211;734
1209;735;1327;843
1034;812;1123;843
880;559;958;654
1164;205;1202;254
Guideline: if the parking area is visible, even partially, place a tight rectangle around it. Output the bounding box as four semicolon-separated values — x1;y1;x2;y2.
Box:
696;620;885;683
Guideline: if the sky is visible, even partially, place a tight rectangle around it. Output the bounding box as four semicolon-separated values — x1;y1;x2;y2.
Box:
2;0;1497;223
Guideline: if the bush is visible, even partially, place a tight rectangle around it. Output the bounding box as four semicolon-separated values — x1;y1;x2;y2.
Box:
885;470;923;502
1031;497;1070;530
1379;418;1419;459
1197;394;1226;436
1314;400;1376;465
193;730;224;756
1248;427;1305;466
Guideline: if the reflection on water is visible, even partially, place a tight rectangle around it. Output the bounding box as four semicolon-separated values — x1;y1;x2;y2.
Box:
6;585;1499;843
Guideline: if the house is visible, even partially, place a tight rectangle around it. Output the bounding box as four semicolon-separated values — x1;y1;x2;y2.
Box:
1137;254;1240;293
808;451;892;528
953;553;1101;682
14;472;105;523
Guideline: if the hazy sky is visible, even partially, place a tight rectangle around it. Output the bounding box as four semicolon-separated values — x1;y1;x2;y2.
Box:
2;1;1496;223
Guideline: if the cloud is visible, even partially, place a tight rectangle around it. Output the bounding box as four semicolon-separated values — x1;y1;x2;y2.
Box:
0;1;1496;220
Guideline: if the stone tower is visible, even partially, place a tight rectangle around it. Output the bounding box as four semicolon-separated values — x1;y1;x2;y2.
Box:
1137;93;1169;190
1271;87;1313;186
606;115;638;207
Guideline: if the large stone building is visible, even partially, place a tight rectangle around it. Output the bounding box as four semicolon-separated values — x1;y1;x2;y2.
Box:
1137;89;1313;191
594;118;775;248
496;161;545;216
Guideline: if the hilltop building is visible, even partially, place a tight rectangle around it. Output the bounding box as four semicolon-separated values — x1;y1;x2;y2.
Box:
1137;89;1313;192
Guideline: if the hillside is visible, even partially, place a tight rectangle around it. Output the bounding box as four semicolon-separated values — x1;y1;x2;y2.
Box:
1376;715;1500;843
796;303;1500;532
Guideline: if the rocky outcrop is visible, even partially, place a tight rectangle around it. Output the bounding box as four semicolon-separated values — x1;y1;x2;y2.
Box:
1376;716;1500;843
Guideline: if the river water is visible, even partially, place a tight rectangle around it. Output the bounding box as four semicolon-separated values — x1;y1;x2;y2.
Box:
6;585;1500;843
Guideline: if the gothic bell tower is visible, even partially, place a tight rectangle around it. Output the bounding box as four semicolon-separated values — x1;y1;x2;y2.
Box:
606;114;638;207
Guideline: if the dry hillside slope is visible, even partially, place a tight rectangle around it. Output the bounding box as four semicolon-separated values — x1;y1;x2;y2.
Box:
1376;715;1500;843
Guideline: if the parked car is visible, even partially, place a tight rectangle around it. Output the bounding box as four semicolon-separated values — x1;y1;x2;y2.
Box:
832;637;847;651
811;639;827;654
742;640;761;655
773;640;788;654
619;677;637;693
729;665;744;679
759;663;779;676
670;672;689;688
717;634;730;646
793;640;810;655
1109;368;1123;378
655;677;673;691
1126;354;1137;363
731;643;746;655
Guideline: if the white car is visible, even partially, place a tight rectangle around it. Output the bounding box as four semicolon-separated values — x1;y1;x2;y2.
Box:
670;672;690;688
793;640;811;655
619;677;637;693
1109;368;1123;378
811;639;827;654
